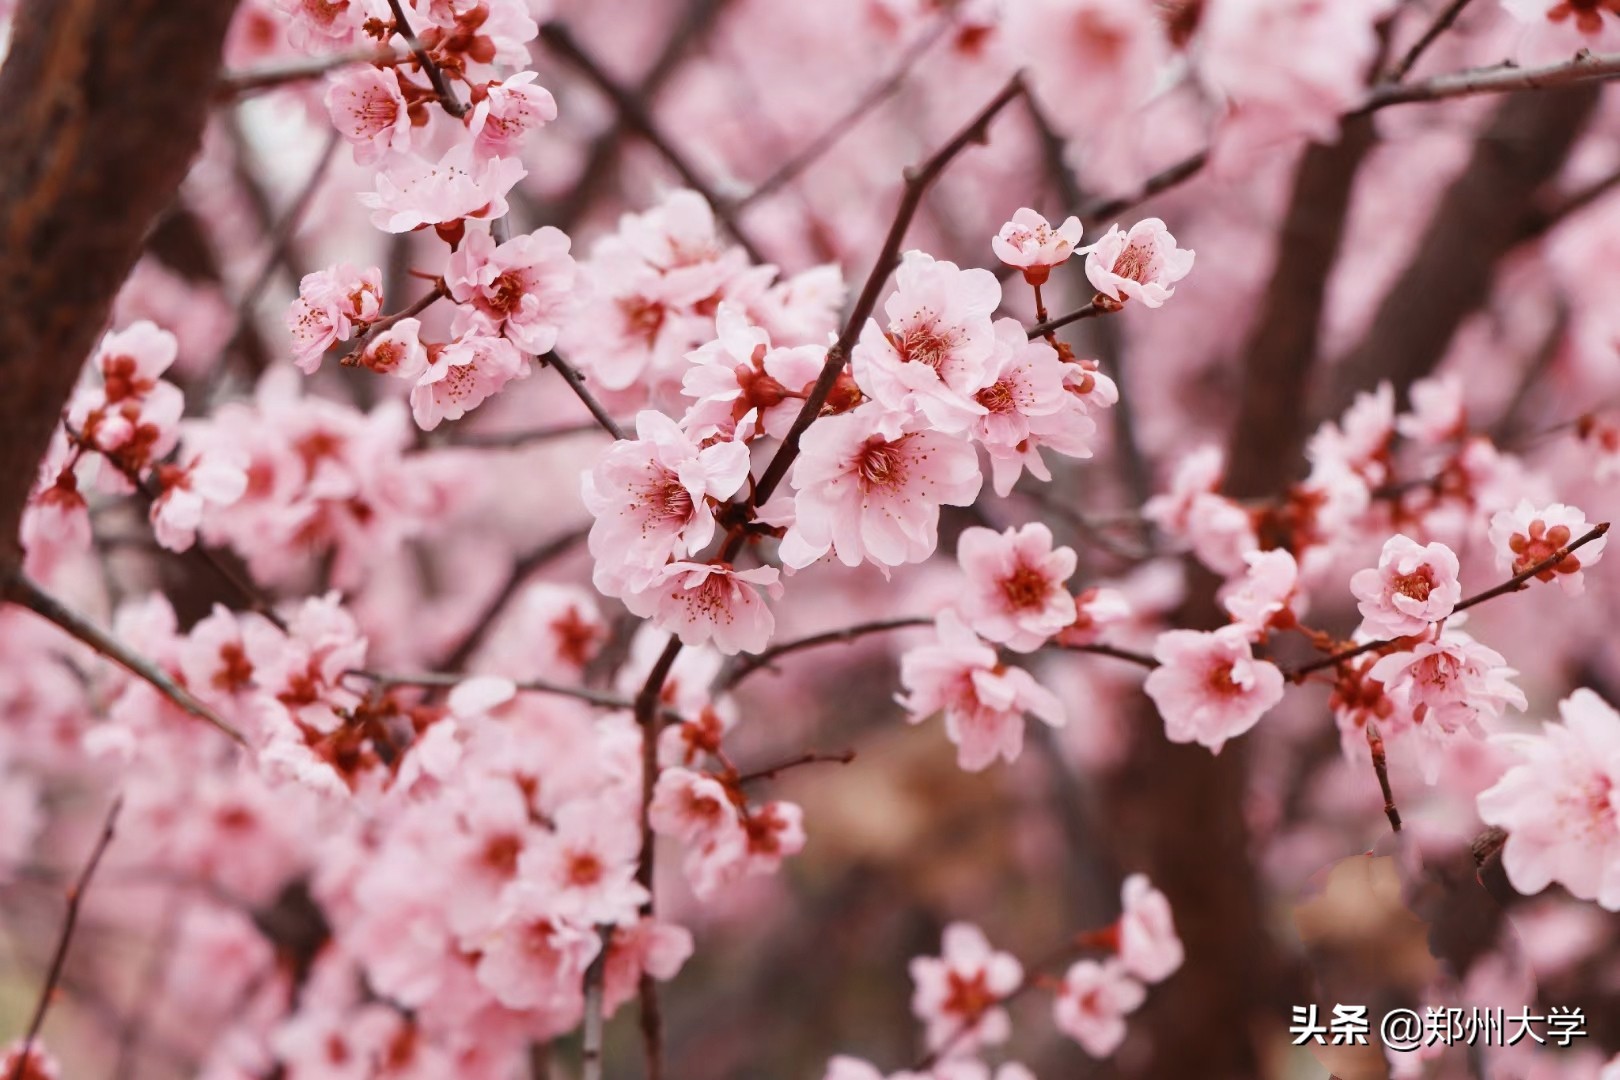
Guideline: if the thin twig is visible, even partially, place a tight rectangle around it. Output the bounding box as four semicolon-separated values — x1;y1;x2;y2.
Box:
9;796;124;1080
718;616;932;691
1060;641;1160;670
1026;301;1104;340
1366;721;1402;832
216;47;406;97
1359;48;1620;112
338;281;447;366
345;668;644;714
580;930;610;1080
442;420;617;448
3;573;247;745
632;637;686;1080
1287;522;1610;678
538;352;627;440
540;20;767;265
1385;0;1476;83
384;0;466;117
733;749;856;785
437;525;593;672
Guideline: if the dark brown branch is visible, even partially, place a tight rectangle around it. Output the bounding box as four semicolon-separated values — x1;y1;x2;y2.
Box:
538;351;627;440
1359;49;1620;111
216;47;406;97
1060;641;1160;669
346;668;648;715
384;0;466;117
443;420;616;449
539;20;766;265
1366;722;1402;832
4;572;247;745
632;636;686;1080
1385;0;1476;82
1025;301;1105;339
1078;150;1209;222
718;616;932;690
437;525;592;672
751;73;1027;506
9;796;123;1080
1288;522;1610;679
733;749;855;785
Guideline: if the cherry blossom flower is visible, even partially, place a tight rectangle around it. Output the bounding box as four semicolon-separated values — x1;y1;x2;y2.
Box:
515;798;649;925
287;264;383;373
1144;626;1285;753
1369;629;1526;781
1395;374;1466;445
274;0;367;50
649;766;741;847
1487;500;1607;596
603;917;695;1014
850;251;1001;433
1082;219;1195;309
1219;548;1303;640
446;225;578;354
408;332;529;431
1006;0;1167;134
324;65;413;164
474;893;601;1011
1052;958;1146;1058
621;562;782;656
1477;689;1620;910
909;922;1023;1053
467;71;558;158
1117;874;1183;983
1349;535;1462;638
991;208;1083;284
150;450;249;552
357;317;430;380
955;522;1078;652
1056;587;1133;648
361;143;528;234
680;303;824;442
581;410;750;595
898;610;1065;771
684;800;807;898
780;406;982;570
970;321;1097;496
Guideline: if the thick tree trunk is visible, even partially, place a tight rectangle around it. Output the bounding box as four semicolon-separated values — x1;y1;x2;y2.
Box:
0;0;241;578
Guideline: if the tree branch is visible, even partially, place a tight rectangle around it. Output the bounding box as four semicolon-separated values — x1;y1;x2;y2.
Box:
436;525;592;672
1385;0;1476;83
216;46;406;98
538;351;627;440
717;616;931;691
1025;301;1104;339
384;0;466;117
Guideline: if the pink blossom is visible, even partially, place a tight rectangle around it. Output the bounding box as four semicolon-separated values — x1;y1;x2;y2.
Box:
1005;0;1166;135
474;894;601;1011
287;264;383;373
991;208;1083;284
909;922;1023;1053
1144;626;1285;753
680;303;825;442
1056;587;1133;648
515;797;648;925
1487;500;1606;596
1051;958;1146;1058
622;562;782;656
850;251;1001;433
603;918;695;1014
955;522;1078;652
361;143;528;233
357;316;429;380
150;450;249;552
649;766;740;846
970;321;1097;496
1307;382;1395;485
781;406;982;570
324;66;413;164
685;800;806;898
468;71;558;158
1082;219;1194;308
1219;548;1303;640
408;332;529;431
1502;0;1620;33
1477;689;1620;910
1369;629;1526;782
446;225;578;354
273;0;367;50
1395;374;1466;445
898;610;1065;772
1349;535;1462;638
1117;874;1183;984
581;410;750;595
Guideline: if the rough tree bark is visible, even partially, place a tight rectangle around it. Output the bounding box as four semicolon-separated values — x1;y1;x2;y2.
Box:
0;0;242;579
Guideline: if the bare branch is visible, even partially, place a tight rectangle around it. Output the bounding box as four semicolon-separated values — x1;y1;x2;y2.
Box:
718;616;931;691
1059;641;1161;669
539;351;627;440
384;0;467;117
733;749;856;785
436;525;593;672
1360;48;1620;111
1386;0;1476;82
216;47;407;97
1025;300;1105;339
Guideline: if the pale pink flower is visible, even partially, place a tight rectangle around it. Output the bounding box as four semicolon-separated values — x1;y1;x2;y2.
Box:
515;797;649;925
1052;958;1145;1058
1487;500;1606;596
991;208;1084;284
1143;445;1223;536
91;320;178;396
649;766;741;847
357;316;429;380
1477;689;1620;910
468;71;558;158
850;251;1001;433
686;800;806;898
1219;548;1303;640
273;0;367;50
955;522;1078;652
680;303;825;441
1144;626;1285;753
603;918;695;1014
622;562;782;656
287;264;383;373
408;332;529;431
1349;535;1462;638
1005;0;1167;134
1395;374;1466;445
324;66;413;164
909;922;1023;1053
780;406;982;570
1118;874;1183;984
1185;492;1260;577
361;143;528;233
1056;587;1133;648
581;410;751;595
446;225;578;354
474;893;601;1011
1307;382;1395;485
970;321;1096;496
1082;219;1194;308
1369;629;1526;781
150;450;249;552
898;610;1065;772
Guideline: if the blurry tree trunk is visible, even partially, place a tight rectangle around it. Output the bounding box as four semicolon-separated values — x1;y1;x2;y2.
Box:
1104;114;1378;1079
0;0;240;579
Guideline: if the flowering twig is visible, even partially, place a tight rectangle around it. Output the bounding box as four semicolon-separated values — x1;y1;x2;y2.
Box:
717;616;933;690
3;571;248;745
437;524;593;671
1366;721;1402;833
538;351;627;440
344;667;686;720
216;47;407;97
9;796;123;1080
1361;48;1620;111
1385;0;1476;82
1025;300;1105;340
733;749;856;785
1060;641;1161;669
338;281;448;366
1287;521;1610;679
442;420;617;448
579;929;610;1080
384;0;467;117
539;20;766;265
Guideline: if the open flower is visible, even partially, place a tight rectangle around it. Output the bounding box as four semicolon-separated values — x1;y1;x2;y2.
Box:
1144;625;1285;752
324;65;413;164
1052;958;1146;1058
468;70;558;158
909;922;1023;1054
1118;874;1183;984
1349;535;1462;637
991;208;1083;284
1487;500;1606;597
1082;218;1194;308
446;225;578;354
955;522;1078;652
622;562;782;656
361;143;528;234
408;332;529;431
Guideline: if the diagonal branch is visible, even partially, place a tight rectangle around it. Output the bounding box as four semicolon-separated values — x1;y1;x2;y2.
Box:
1385;0;1476;83
539;351;626;440
717;616;932;691
384;0;466;117
3;571;248;745
436;524;593;672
